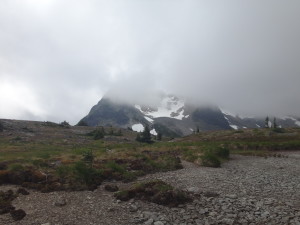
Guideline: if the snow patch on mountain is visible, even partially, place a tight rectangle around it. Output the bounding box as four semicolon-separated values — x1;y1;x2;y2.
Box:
283;116;300;126
220;108;236;117
230;125;238;130
144;116;153;123
132;123;144;132
150;129;157;135
135;95;186;120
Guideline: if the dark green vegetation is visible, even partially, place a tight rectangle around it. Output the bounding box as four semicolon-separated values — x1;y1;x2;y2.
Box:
115;180;191;207
1;119;300;192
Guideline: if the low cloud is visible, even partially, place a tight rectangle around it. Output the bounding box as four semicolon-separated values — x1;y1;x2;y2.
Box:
1;0;300;124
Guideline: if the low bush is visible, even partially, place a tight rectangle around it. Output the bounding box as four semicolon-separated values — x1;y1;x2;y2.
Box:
200;151;221;168
115;180;191;207
213;147;230;159
8;164;24;172
73;161;102;185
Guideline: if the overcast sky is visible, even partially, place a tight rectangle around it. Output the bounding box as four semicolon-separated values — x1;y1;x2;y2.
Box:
0;0;300;124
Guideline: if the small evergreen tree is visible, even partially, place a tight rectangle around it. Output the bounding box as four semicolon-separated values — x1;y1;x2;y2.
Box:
136;133;141;142
157;132;162;141
265;116;270;128
273;117;277;129
94;129;104;140
141;125;152;143
0;122;3;132
196;126;200;133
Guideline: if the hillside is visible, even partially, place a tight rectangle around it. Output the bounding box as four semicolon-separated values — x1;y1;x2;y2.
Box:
79;94;300;137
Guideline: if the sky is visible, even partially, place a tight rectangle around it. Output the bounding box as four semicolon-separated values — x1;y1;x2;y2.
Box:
0;0;300;124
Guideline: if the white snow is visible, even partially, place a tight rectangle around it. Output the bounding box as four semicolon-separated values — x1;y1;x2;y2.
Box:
132;123;144;132
144;116;154;123
224;116;229;121
190;128;194;131
230;125;239;130
150;129;157;135
184;115;190;118
256;124;261;128
135;96;185;120
283;116;300;126
220;108;236;117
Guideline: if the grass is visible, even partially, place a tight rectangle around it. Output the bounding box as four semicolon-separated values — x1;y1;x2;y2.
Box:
1;119;300;188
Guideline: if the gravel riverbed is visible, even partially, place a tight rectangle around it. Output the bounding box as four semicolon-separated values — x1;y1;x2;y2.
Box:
1;152;299;225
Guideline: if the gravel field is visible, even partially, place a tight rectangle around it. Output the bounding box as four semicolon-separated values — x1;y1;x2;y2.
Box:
1;152;300;225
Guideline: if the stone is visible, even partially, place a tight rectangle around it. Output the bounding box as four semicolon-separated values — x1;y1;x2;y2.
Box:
154;221;164;225
54;198;66;207
10;209;26;221
17;188;29;195
144;218;154;225
104;184;119;192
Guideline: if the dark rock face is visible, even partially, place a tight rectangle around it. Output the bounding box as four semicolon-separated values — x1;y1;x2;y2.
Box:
10;209;26;221
79;98;147;128
192;108;231;130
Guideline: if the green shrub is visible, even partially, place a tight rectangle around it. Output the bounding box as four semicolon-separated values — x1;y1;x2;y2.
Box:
59;121;70;128
88;128;105;140
182;149;198;162
73;161;102;185
82;150;94;164
272;128;286;133
56;165;72;180
213;147;230;159
105;161;126;173
8;163;24;172
37;152;51;159
200;151;221;167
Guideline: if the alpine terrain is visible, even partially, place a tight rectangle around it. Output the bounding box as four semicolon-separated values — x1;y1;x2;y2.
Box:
78;93;300;137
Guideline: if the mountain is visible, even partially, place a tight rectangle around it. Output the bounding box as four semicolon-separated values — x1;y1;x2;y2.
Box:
79;94;300;137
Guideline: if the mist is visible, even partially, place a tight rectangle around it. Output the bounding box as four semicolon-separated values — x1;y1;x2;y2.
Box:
1;0;300;124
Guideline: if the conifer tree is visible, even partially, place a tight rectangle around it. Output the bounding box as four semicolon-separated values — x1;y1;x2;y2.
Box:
273;117;277;129
142;125;152;143
265;116;270;128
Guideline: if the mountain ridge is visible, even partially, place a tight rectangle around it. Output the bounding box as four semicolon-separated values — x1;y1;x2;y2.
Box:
79;94;300;137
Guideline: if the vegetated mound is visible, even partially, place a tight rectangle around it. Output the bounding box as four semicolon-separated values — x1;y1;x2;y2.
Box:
114;180;192;207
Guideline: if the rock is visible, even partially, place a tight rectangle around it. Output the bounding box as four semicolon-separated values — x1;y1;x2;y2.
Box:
203;191;219;197
10;209;26;221
130;205;139;212
105;184;119;192
144;218;154;225
225;194;237;199
154;221;164;225
186;187;200;193
54;198;66;207
0;202;15;215
17;188;29;195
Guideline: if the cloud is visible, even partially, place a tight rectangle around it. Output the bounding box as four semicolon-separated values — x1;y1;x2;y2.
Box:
0;0;300;124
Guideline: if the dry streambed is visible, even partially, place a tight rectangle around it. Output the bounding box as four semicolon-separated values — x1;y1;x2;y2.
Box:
1;152;300;225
